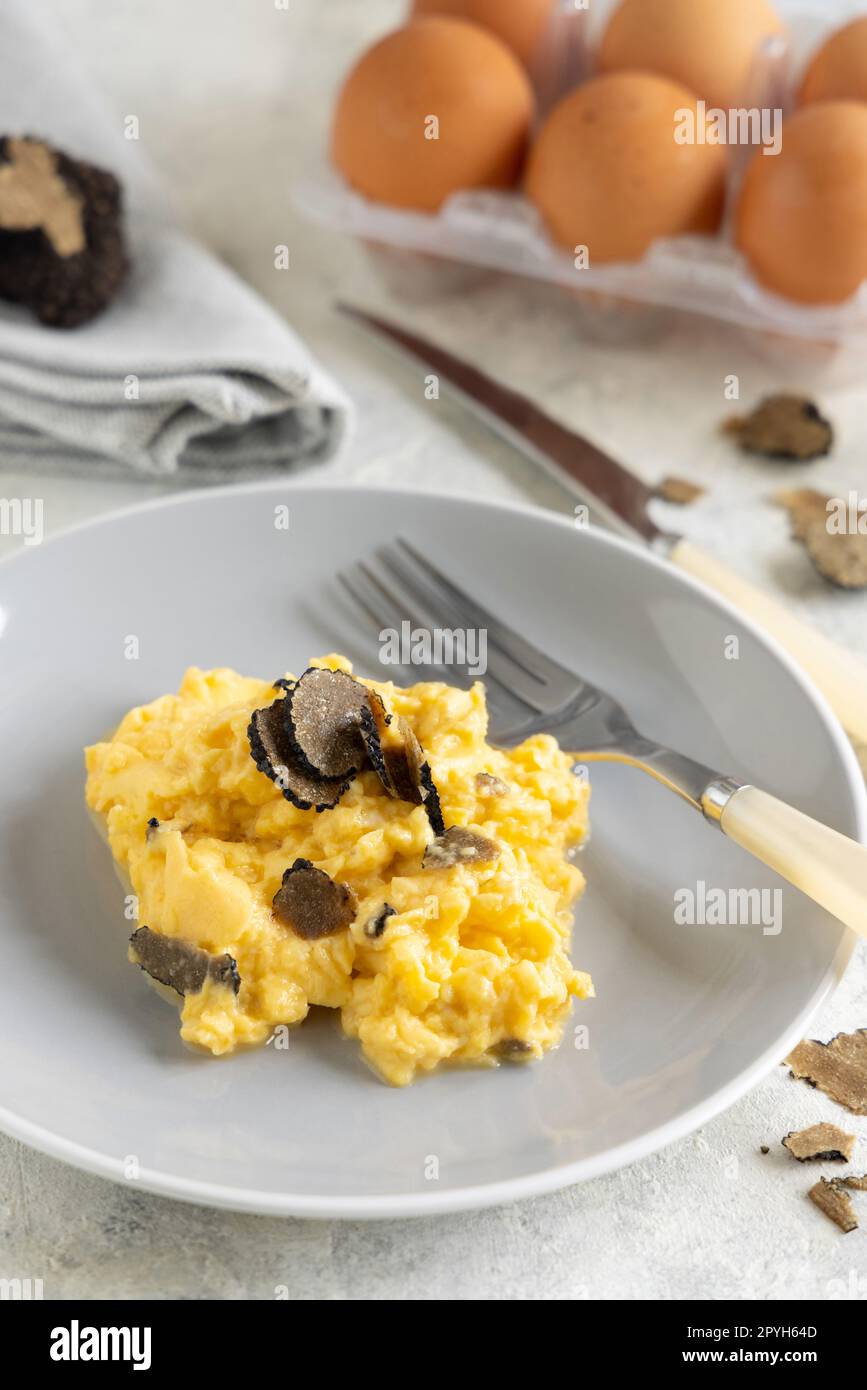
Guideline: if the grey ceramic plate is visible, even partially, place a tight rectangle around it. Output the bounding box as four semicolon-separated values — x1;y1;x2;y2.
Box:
0;483;862;1217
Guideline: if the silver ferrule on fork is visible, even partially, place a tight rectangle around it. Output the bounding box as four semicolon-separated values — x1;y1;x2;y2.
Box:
573;735;745;827
700;776;748;825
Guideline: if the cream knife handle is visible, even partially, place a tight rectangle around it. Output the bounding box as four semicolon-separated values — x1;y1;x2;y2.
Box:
720;786;867;940
670;539;867;747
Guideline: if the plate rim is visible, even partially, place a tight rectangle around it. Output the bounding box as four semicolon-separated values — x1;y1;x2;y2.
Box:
0;478;863;1219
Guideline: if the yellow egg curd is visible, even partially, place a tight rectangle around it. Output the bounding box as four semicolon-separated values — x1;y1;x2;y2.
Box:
84;657;593;1086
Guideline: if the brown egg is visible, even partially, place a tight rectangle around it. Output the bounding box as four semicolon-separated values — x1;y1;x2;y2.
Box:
800;17;867;107
525;72;728;264
409;0;555;67
331;19;534;213
600;0;785;112
736;102;867;304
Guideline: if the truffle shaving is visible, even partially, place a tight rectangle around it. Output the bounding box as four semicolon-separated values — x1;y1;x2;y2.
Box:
129;926;240;997
654;476;706;506
358;689;392;786
424;826;500;869
286;667;370;778
801;521;867;592
384;717;426;802
786;1030;867;1115
248;696;352;811
808;1178;858;1234
774;488;830;541
419;760;445;836
272;858;358;940
724;394;833;461
782;1122;855;1163
774;489;867;590
364;904;396;939
840;1174;867;1191
361;701;445;832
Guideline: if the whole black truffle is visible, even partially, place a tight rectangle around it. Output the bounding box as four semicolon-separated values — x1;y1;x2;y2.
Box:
0;135;128;328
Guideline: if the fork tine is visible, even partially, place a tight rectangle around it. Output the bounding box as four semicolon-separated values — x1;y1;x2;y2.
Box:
396;537;576;689
373;545;548;719
378;542;555;709
359;563;460;684
338;564;455;685
337;569;391;635
339;557;530;727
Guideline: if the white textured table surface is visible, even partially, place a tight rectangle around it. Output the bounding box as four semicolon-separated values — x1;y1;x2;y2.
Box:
2;0;867;1301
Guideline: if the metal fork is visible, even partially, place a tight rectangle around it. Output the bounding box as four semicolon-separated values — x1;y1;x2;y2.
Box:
338;538;867;940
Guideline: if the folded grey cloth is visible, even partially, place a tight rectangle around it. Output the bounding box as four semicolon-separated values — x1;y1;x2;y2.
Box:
0;1;352;478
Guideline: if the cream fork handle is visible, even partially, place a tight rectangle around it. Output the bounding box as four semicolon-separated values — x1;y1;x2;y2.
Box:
720;786;867;940
670;540;867;748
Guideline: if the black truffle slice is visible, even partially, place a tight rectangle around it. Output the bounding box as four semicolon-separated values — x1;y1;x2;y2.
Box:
724;394;833;462
360;698;420;800
382;717;426;803
286;667;369;778
359;690;393;789
420;761;445;836
364;904;396;939
361;703;445;832
0;136;128;328
129;926;240;997
782;1123;856;1163
272;858;358;940
423;826;500;869
248;696;352;812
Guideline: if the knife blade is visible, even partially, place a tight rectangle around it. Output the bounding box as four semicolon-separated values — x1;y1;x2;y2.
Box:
337;301;867;749
337;302;668;546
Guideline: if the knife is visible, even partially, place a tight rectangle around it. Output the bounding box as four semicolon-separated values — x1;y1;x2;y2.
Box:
338;302;867;748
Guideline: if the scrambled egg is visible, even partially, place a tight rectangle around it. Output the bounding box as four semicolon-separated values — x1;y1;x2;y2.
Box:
85;658;592;1086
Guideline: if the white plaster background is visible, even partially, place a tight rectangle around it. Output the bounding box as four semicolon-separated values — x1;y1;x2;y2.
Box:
1;0;866;1300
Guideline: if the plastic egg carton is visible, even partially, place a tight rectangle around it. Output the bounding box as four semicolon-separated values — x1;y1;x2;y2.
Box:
295;1;867;378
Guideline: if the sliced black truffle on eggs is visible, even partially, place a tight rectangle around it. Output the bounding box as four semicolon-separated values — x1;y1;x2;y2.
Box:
272;858;358;940
361;703;445;833
285;667;370;778
381;717;426;804
358;689;393;788
129;926;240;997
364;903;396;939
248;696;352;811
423;826;500;869
419;761;445;837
